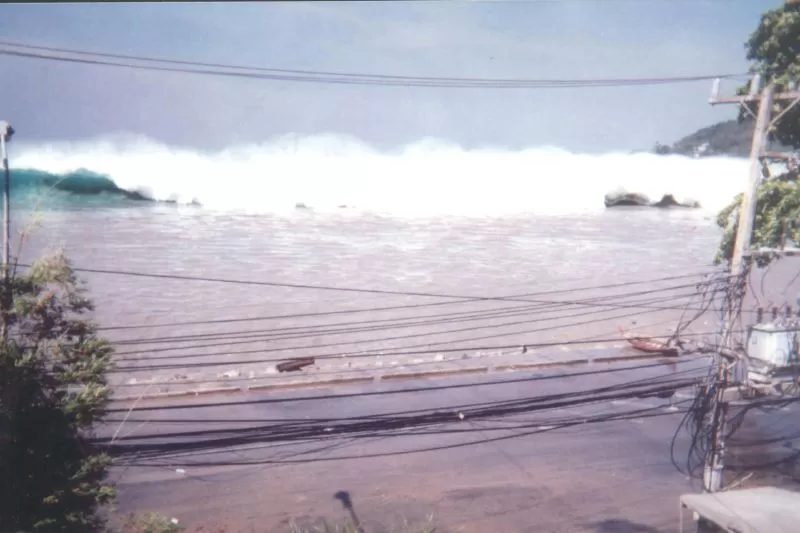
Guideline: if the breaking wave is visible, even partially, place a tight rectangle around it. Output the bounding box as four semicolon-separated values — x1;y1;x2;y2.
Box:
10;134;751;216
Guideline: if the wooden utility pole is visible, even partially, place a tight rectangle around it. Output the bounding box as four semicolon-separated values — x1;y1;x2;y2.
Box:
730;84;774;276
0;121;12;342
703;77;800;495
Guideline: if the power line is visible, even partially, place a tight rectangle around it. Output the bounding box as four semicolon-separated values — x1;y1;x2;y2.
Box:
112;401;694;467
0;39;747;85
104;373;698;445
109;287;711;362
105;357;706;414
106;363;709;425
108;326;732;391
15;262;723;309
109;293;711;370
0;39;727;84
95;268;725;331
105;360;709;468
110;279;729;370
102;370;701;457
0;42;747;89
109;279;718;347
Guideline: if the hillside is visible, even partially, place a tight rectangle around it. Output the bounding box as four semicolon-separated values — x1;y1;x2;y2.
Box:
653;119;792;158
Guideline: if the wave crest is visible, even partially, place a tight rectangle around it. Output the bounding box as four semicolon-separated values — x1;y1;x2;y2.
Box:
11;134;750;216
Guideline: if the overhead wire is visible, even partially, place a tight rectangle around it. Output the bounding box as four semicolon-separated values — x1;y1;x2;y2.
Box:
0;39;743;85
109;286;729;372
89;263;723;330
14;262;724;307
96;270;727;352
114;401;694;468
104;362;711;426
668;262;752;487
103;366;701;451
108;295;706;371
105;357;709;414
109;328;727;389
106;276;736;359
109;282;717;360
101;268;724;335
102;373;700;448
0;41;748;89
95;267;727;332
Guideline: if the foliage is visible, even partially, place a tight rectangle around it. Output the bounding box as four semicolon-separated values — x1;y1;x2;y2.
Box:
652;142;672;155
287;517;437;533
651;120;792;159
741;2;800;149
714;3;800;267
115;512;183;533
0;250;116;532
714;178;800;267
111;514;437;533
661;121;753;158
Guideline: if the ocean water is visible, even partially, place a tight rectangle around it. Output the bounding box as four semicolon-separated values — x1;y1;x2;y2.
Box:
9;134;784;392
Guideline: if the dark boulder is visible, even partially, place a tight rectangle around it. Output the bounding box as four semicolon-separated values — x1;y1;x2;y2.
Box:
604;191;701;209
604;192;650;207
651;194;700;209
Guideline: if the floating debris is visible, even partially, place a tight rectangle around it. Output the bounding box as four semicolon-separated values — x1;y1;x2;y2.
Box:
276;357;315;373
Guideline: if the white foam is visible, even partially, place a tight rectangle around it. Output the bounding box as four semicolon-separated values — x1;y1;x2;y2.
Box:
12;133;750;217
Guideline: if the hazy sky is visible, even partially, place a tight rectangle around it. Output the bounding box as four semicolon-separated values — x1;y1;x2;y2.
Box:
0;0;783;153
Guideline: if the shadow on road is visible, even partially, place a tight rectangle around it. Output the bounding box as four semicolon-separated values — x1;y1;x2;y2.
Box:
334;490;365;533
588;518;666;533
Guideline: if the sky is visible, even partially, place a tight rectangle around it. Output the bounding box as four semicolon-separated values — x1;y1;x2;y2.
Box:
0;0;785;154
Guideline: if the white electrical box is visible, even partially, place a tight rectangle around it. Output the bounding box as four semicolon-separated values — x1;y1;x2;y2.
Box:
746;321;800;390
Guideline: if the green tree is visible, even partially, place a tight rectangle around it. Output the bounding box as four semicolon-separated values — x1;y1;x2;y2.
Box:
716;2;800;266
0;251;116;532
742;2;800;149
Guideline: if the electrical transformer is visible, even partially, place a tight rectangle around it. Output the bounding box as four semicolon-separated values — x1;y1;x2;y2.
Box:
746;319;800;392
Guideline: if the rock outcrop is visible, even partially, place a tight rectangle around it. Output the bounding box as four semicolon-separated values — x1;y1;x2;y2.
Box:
604;192;700;209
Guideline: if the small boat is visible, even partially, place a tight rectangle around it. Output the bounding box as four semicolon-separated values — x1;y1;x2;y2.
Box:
619;327;680;357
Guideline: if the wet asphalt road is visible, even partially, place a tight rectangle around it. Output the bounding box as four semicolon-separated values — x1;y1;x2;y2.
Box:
104;357;732;533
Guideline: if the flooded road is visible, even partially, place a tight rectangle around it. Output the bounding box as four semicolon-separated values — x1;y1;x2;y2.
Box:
105;357;723;533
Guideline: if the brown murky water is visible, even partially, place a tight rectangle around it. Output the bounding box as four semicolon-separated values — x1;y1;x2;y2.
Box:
13;205;800;392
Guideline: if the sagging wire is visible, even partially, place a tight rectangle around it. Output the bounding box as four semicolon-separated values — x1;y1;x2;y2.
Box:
668;267;746;487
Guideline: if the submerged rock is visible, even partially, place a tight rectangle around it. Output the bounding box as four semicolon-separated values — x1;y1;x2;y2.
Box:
604;192;650;207
604;192;701;209
651;194;700;209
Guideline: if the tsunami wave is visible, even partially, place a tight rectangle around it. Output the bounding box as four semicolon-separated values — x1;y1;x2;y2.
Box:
10;134;751;216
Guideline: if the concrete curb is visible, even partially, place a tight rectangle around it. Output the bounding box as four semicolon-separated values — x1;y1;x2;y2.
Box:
109;350;693;405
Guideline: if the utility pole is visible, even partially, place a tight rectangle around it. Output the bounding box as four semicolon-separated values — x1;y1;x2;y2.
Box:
0;121;12;342
702;77;800;496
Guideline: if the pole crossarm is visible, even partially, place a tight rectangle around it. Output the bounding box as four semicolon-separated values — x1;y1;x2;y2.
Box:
710;91;800;106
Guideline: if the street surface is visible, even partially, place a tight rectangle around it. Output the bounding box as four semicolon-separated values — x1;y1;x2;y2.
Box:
103;356;800;533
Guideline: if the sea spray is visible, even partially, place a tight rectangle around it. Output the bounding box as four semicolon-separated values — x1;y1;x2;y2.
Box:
11;134;750;216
